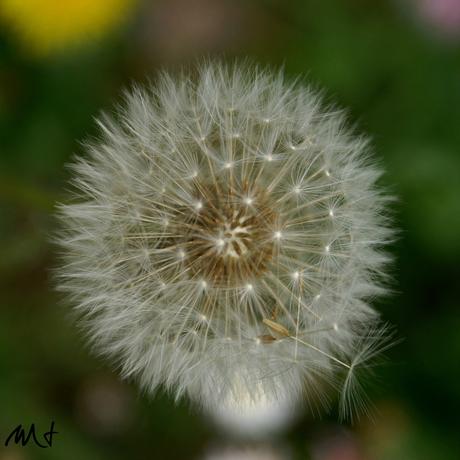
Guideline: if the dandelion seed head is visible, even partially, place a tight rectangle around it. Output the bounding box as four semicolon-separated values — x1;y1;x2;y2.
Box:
56;62;394;430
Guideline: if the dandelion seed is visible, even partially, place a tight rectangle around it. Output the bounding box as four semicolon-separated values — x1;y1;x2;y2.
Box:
56;62;395;432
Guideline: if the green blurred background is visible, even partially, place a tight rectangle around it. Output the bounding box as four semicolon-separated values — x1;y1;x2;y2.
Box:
1;0;460;459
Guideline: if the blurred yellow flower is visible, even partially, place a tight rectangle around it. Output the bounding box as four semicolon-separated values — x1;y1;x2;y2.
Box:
0;0;136;56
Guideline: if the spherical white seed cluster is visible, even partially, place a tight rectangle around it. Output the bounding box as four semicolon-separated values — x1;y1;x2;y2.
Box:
56;63;393;422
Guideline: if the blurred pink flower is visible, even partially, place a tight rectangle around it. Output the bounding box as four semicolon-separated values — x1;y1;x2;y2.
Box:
312;430;368;460
418;0;460;38
204;445;288;460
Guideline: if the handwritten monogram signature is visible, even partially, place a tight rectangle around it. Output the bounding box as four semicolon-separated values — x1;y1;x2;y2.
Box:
4;421;58;448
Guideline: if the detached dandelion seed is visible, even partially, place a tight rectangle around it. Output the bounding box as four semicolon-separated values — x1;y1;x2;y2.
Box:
56;62;394;429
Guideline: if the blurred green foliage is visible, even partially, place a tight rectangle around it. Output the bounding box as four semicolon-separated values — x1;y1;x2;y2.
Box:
1;1;459;459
